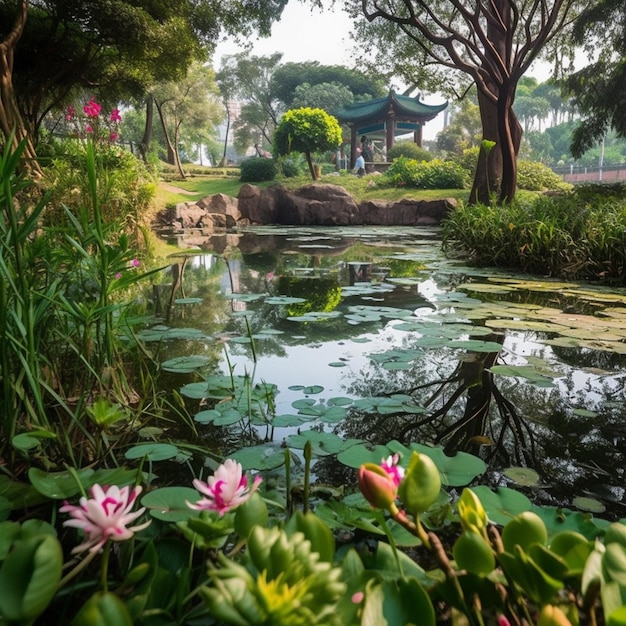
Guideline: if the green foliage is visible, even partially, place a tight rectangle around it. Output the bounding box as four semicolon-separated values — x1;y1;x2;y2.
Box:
443;191;626;279
274;108;343;157
44;139;156;230
278;154;306;178
381;156;470;189
0;137;160;472
386;140;433;162
240;157;277;182
517;160;572;192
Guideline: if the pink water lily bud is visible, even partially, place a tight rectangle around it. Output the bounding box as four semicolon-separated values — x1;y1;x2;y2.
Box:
187;459;262;516
358;462;399;511
60;484;150;554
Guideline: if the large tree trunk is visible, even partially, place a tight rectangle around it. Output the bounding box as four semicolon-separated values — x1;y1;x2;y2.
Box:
154;97;178;168
138;95;154;163
469;0;522;205
0;0;41;176
470;87;522;205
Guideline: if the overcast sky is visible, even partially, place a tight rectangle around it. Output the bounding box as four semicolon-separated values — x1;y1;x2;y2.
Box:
212;3;554;141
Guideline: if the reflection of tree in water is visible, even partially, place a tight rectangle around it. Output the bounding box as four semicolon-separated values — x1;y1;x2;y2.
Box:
314;334;626;515
276;275;342;316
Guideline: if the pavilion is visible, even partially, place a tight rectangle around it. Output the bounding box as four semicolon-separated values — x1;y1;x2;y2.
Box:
334;90;447;166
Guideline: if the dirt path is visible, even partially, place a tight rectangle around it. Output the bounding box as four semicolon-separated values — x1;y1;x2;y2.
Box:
159;182;197;195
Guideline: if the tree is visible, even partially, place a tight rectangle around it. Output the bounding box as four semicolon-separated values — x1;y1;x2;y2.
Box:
274;107;342;180
436;97;482;154
271;62;386;108
151;62;223;178
0;0;288;169
348;0;578;204
291;82;355;112
218;52;285;156
565;0;626;159
0;0;39;174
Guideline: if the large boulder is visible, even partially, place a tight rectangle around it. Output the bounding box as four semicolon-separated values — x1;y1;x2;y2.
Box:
159;183;456;232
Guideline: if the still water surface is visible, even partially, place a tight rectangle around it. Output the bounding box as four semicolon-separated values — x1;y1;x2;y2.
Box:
152;226;626;518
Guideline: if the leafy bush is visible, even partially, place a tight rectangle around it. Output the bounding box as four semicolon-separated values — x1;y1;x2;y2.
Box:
448;146;480;176
240;157;277;182
517;160;572;191
279;155;305;178
386;140;433;162
44;140;156;231
443;192;626;279
382;156;470;189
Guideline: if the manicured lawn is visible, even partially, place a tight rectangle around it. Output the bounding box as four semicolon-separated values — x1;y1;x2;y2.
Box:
156;171;471;206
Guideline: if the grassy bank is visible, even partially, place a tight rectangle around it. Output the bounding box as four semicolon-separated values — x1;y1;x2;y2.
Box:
156;170;471;207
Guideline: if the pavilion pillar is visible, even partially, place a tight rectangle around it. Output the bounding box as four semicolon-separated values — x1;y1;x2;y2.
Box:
414;124;423;147
386;116;395;152
350;126;358;168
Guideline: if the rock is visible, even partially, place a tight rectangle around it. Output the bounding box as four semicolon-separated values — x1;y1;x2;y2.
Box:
159;183;456;232
197;193;241;221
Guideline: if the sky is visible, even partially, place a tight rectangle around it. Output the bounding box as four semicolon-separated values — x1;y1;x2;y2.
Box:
212;2;553;142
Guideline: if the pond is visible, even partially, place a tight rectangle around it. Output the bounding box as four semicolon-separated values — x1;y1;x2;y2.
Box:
145;225;626;519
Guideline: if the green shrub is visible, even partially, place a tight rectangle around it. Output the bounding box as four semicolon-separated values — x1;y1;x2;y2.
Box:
279;155;305;178
382;156;469;189
387;141;433;162
240;157;277;182
574;182;626;201
448;147;480;176
517;160;572;192
443;193;626;280
44;139;156;232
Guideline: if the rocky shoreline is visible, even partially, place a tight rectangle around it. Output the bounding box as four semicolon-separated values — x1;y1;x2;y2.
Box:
155;182;457;234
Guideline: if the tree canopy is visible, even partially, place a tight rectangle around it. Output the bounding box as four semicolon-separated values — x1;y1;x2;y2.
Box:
565;0;626;158
347;0;579;204
0;0;288;166
274;107;342;179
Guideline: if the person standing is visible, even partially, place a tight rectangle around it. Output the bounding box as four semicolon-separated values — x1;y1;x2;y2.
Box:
353;148;365;176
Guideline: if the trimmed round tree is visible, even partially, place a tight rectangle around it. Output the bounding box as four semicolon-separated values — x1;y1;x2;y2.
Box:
274;108;343;180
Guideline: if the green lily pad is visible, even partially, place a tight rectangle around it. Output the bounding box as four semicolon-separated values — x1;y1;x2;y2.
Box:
504;467;541;487
161;355;211;373
125;443;180;461
470;486;533;525
141;487;200;522
230;445;284;471
573;496;606;514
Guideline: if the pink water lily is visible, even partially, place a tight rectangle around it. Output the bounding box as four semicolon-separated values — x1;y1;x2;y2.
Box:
60;484;150;554
381;453;405;486
187;459;262;516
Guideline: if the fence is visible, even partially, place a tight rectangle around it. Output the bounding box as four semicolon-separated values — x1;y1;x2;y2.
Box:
552;164;626;183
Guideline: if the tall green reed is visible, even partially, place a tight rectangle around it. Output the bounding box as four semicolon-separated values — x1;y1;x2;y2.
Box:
0;137;161;473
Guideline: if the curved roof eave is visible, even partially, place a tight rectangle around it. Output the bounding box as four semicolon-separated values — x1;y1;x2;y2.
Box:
334;90;448;124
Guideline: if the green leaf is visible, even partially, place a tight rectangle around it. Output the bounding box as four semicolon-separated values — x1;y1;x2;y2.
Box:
73;591;134;626
0;535;63;622
230;445;285;471
124;443;180;462
470;486;532;526
141;487;200;522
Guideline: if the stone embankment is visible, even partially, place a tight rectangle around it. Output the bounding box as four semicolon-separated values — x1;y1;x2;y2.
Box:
155;183;457;233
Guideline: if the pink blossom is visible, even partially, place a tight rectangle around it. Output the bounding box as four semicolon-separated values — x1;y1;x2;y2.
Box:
65;105;75;121
110;108;122;123
60;484;150;554
115;272;122;279
351;592;364;604
132;258;140;267
109;132;118;142
187;459;262;516
84;98;102;118
381;454;405;486
85;124;93;134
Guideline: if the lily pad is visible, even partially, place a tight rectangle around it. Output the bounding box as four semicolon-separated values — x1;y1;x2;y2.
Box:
142;487;200;522
161;355;211;373
504;467;541;487
230;445;285;471
125;443;180;461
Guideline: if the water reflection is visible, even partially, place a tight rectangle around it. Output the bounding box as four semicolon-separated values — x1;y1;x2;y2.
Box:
153;227;626;518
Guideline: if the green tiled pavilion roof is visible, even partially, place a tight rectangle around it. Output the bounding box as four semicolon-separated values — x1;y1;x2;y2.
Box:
334;90;447;124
